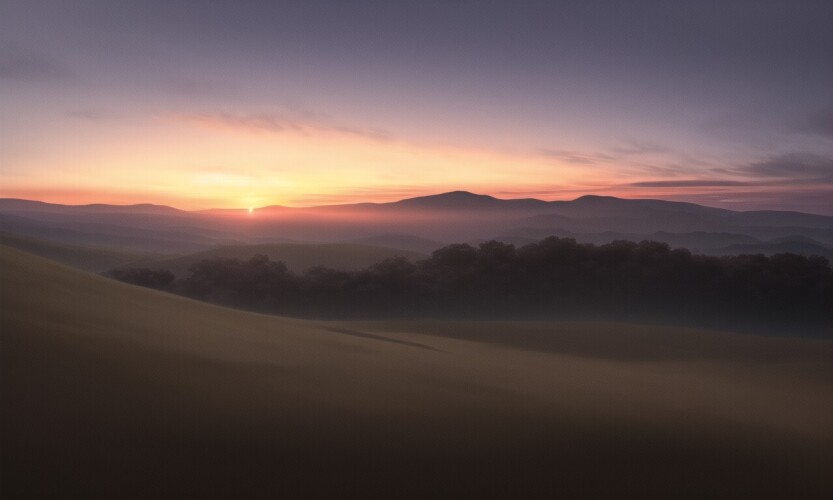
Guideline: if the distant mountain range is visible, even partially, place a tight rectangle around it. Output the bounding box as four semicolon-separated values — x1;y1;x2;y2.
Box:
0;198;184;215
1;192;831;259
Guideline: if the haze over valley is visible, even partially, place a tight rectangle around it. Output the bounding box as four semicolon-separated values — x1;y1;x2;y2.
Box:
3;191;832;257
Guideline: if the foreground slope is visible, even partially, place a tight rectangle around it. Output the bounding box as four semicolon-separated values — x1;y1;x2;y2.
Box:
1;246;832;498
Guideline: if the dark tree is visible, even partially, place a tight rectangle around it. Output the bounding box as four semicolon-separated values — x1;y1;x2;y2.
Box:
105;238;833;337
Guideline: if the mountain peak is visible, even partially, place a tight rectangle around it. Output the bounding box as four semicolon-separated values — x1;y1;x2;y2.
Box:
573;195;620;202
394;191;500;207
0;198;182;214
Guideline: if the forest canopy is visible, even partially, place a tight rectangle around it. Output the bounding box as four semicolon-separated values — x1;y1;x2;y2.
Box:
106;237;833;337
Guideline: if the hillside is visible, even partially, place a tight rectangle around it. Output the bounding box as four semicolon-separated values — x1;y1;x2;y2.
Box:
120;242;427;276
2;245;831;498
0;213;243;253
0;231;160;272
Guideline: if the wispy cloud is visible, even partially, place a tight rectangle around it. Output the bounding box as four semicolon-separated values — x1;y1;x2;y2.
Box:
0;45;69;81
175;111;393;142
655;188;833;215
169;78;237;97
288;186;429;206
539;139;675;168
602;168;833;213
65;109;110;120
608;141;668;156
790;109;833;139
742;153;833;183
627;180;748;188
538;149;617;165
622;153;833;194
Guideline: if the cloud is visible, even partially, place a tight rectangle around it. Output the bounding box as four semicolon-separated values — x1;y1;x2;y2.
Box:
175;111;393;142
169;78;237;97
645;188;833;215
538;149;617;165
288;185;427;206
65;109;109;120
0;46;69;81
539;140;674;167
744;153;833;182
626;153;833;193
608;141;668;156
627;180;748;188
791;109;833;138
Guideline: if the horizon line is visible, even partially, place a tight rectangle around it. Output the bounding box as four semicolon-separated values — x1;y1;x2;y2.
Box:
1;190;831;217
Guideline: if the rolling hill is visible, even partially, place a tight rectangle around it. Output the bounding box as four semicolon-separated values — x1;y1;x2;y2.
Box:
2;245;831;498
0;231;161;272
0;213;246;253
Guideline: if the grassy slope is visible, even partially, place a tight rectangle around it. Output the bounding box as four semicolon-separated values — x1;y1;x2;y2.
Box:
121;242;427;275
0;231;160;272
1;245;831;499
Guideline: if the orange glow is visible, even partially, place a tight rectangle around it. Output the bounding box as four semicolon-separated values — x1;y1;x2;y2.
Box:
0;113;606;209
0;111;782;211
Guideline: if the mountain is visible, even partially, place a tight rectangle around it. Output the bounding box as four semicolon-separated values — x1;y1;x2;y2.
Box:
768;235;828;245
0;198;184;215
526;195;833;234
3;244;832;498
549;194;729;217
392;190;549;210
1;192;832;251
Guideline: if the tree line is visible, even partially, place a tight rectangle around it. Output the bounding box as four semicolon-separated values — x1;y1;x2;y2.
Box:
105;237;833;336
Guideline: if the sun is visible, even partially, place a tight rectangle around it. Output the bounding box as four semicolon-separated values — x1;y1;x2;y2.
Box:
248;207;254;214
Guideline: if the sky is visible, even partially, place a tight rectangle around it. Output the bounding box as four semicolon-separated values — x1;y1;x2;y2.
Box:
1;0;832;213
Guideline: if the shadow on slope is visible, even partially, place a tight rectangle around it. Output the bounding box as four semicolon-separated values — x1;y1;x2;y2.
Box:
2;246;832;498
